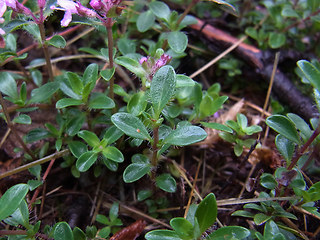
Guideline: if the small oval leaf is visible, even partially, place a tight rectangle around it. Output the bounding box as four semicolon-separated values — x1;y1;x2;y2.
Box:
164;126;207;146
0;184;29;221
266;115;300;144
47;35;66;48
168;31;188;53
156;174;176;193
76;151;98;172
111;113;151;140
54;222;74;240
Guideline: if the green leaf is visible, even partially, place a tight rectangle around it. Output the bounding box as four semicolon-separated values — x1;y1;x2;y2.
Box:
268;32;286;49
73;227;86;240
245;125;262;135
123;154;151;183
102;146;124;163
231;210;255;218
103;126;124;145
201;122;233;133
83;63;98;86
234;142;243;157
68;141;88;158
168;31;188;53
163;126;207;146
195;193;217;234
137;10;155;32
156;173;176;193
56;98;83;108
96;214;109;225
54;222;74;240
111;113;151;140
30;69;42;86
29;82;60;103
237;113;248;130
25;128;51;143
9;200;29;227
297;60;320;92
150;65;176;117
207;226;250;240
266;115;300;144
275;135;294;163
145;230;182;240
78;130;100;148
0;184;29;221
117;38;136;55
260;173;278;190
127;91;147;116
13;114;31;124
254;213;272;225
88;93;115;109
0;72;18;99
176;75;195;88
65;113;85;136
100;67;115;82
137;189;153;201
264;220;280;239
47;35;66;48
67;72;83;95
149;1;170;21
115;56;146;78
170;217;194;239
109;202;119;222
207;0;238;16
287;113;312;141
76;151;98;172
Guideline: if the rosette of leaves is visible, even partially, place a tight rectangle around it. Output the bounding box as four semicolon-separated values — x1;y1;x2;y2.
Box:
205;113;262;156
111;66;207;192
68;126;124;174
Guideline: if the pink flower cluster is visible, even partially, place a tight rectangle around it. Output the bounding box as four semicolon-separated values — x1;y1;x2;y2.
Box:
0;0;33;34
139;53;172;81
51;0;122;27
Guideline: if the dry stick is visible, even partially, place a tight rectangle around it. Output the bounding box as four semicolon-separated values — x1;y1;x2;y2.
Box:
156;196;297;212
184;161;201;218
281;217;309;240
0;149;69;180
224;93;271;117
0;93;36;160
102;200;171;229
28;156;57;208
262;52;280;146
172;160;202;200
0;128;10;148
190;35;247;79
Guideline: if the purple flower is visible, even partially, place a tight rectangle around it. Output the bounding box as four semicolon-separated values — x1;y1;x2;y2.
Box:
139;57;148;65
139;53;172;80
0;0;17;18
51;0;97;27
90;0;122;17
38;0;45;9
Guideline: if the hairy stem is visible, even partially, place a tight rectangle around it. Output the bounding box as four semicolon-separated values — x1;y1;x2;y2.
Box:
151;126;159;180
38;23;54;82
288;123;320;170
106;19;115;101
